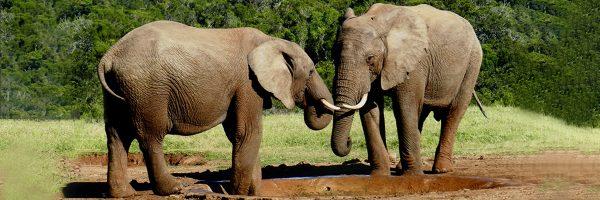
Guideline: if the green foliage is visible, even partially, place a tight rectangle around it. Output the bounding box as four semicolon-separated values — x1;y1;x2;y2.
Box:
0;0;598;126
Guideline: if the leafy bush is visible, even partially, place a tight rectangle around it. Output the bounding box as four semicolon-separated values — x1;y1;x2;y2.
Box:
0;0;598;126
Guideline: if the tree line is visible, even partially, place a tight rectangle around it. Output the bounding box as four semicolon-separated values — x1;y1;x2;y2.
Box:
0;0;598;126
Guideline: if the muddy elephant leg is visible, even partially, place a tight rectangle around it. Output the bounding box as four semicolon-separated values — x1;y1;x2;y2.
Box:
359;93;390;176
432;100;468;173
230;119;262;195
137;126;184;195
223;87;263;195
392;89;424;175
223;118;263;195
104;93;136;198
432;96;474;173
106;123;135;197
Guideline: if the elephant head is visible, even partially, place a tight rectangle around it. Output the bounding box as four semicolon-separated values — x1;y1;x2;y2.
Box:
331;4;429;156
249;39;337;130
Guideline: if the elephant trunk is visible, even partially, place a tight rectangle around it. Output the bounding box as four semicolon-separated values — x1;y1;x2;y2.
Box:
303;73;333;130
331;80;358;156
331;107;355;157
330;59;362;157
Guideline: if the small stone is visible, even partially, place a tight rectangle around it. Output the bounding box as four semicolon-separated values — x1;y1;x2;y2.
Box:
388;153;398;164
184;183;213;194
181;156;206;165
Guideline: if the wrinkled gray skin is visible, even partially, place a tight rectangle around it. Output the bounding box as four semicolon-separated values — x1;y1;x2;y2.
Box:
98;21;334;197
331;4;483;175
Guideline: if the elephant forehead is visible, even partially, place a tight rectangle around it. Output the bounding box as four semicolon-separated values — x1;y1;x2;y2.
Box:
341;28;376;42
342;20;378;38
339;32;378;52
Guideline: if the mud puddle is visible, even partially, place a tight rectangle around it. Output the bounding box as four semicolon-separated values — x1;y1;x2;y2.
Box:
261;175;516;197
183;174;517;198
64;152;600;199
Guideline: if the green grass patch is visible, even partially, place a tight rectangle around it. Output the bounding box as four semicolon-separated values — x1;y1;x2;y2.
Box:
0;106;599;197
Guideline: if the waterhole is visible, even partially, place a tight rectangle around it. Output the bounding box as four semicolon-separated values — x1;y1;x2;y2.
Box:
186;174;518;198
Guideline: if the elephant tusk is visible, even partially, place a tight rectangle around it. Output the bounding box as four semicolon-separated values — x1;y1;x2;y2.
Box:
342;94;368;110
320;99;341;111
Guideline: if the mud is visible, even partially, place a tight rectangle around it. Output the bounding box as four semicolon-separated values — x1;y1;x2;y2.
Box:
63;151;600;199
261;175;512;197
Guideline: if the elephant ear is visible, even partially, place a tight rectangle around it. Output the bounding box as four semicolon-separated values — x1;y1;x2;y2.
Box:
380;8;429;90
344;8;355;19
248;40;295;109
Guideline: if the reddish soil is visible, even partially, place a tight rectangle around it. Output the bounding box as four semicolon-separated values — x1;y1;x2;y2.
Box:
62;151;600;199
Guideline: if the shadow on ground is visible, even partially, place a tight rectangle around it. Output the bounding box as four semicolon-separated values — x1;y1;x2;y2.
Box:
175;160;375;181
62;160;375;198
62;180;152;198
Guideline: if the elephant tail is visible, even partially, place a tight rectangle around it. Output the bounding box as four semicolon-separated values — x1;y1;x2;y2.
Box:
98;57;125;101
473;90;488;119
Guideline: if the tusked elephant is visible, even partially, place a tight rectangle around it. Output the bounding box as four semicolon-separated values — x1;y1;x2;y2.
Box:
329;4;487;176
97;20;336;197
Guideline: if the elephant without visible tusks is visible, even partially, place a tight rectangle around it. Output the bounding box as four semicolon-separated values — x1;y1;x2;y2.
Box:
329;4;487;175
98;21;335;197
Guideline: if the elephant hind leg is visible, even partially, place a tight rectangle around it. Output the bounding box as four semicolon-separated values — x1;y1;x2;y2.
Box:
418;107;431;133
432;54;481;174
104;92;136;197
432;105;466;173
134;117;185;196
138;137;184;195
106;124;135;197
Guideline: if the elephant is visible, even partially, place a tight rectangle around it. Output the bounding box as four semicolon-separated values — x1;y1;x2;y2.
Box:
97;20;337;197
329;4;486;176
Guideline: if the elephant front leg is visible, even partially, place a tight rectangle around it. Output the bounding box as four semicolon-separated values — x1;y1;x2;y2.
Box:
229;128;262;195
223;89;264;195
359;95;391;176
392;91;424;175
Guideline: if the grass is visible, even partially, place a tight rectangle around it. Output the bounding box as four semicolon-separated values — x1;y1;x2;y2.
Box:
0;105;599;198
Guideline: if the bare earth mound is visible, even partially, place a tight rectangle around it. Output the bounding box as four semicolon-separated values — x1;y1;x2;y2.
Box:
63;151;600;199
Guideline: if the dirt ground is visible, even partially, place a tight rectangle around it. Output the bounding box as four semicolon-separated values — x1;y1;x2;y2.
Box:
62;151;600;199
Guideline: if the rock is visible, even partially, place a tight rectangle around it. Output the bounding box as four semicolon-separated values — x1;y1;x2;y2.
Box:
180;156;206;165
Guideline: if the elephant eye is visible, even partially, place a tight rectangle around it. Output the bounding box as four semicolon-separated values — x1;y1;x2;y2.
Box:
366;55;375;65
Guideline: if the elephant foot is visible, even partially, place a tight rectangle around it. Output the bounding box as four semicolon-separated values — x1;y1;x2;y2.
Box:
231;179;261;195
432;158;454;173
108;183;136;198
153;175;187;196
370;167;391;176
396;162;423;175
